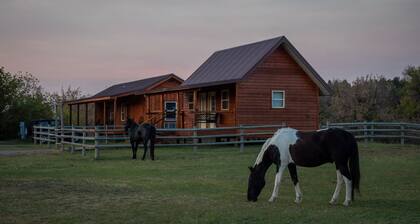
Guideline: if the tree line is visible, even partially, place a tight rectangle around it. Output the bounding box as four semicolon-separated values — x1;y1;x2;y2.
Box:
1;65;419;139
320;66;420;123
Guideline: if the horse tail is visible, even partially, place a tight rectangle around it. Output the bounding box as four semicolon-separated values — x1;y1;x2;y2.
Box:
349;136;360;200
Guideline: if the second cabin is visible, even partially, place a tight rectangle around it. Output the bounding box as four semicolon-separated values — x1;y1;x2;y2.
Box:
68;36;331;131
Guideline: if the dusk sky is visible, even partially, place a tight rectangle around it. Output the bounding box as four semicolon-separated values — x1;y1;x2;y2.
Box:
1;0;419;95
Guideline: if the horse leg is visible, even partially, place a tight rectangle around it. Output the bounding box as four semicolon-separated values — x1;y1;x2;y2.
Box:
288;163;302;204
131;141;136;159
338;164;352;206
150;139;155;161
268;165;286;202
141;140;148;160
133;141;138;159
329;169;343;205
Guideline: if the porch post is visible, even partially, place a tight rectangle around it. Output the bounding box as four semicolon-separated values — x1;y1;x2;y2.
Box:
193;90;197;127
113;97;117;127
103;101;106;126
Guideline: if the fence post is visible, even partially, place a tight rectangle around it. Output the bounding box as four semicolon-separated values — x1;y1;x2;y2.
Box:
400;124;405;145
193;126;198;152
370;122;374;142
326;121;330;129
39;127;42;145
33;126;37;144
94;127;100;160
105;125;108;144
71;125;75;153
47;127;51;148
82;127;86;156
55;125;58;149
364;121;368;144
239;125;244;152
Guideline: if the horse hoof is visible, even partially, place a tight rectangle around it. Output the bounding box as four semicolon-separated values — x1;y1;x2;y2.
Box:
342;200;351;206
329;199;337;205
268;197;276;202
295;197;302;204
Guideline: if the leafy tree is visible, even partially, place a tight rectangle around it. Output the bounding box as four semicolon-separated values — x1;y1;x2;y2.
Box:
399;66;420;121
0;67;53;139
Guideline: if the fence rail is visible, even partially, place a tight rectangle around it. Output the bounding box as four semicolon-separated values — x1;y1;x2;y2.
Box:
33;122;420;160
33;124;286;159
321;121;420;144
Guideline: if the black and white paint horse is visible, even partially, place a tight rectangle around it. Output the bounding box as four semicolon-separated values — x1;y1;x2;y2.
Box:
124;118;157;160
247;128;360;206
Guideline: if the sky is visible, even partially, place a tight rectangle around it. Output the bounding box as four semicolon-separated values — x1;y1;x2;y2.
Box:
1;0;419;95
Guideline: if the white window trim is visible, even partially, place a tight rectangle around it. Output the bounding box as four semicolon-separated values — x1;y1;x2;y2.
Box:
272;90;285;109
221;89;229;111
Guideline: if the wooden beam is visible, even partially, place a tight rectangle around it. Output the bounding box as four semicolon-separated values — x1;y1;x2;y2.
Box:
176;91;180;128
145;94;149;122
193;90;197;126
103;101;106;125
113;97;117;126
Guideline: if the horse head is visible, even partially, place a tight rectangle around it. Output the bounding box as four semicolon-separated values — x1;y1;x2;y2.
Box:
247;165;266;202
124;118;134;132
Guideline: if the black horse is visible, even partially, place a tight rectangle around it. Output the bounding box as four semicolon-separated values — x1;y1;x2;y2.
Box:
247;128;360;206
124;118;157;160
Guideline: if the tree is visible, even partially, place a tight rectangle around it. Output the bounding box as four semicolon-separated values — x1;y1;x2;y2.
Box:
0;67;53;139
399;66;420;121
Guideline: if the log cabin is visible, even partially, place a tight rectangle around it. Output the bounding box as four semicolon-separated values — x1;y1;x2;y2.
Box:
67;36;330;131
148;36;331;130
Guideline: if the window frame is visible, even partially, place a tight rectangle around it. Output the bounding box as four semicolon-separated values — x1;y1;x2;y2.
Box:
271;90;285;109
185;92;194;111
221;89;229;111
120;103;127;121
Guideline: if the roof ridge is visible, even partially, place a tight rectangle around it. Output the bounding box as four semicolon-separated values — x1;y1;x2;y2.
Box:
110;73;173;88
213;36;284;53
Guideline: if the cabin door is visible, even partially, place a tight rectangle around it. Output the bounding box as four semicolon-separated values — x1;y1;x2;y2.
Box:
164;101;177;129
207;92;216;128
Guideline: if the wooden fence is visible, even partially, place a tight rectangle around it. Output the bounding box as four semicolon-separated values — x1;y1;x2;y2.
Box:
321;122;420;144
32;124;286;159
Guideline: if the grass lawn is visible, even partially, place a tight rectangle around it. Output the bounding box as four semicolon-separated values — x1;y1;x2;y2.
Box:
0;142;419;224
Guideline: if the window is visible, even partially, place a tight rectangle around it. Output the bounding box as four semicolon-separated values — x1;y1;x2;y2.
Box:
185;92;194;111
272;90;285;108
121;103;127;121
221;90;229;110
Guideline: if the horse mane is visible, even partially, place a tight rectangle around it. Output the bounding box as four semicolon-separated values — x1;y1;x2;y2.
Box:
254;138;272;166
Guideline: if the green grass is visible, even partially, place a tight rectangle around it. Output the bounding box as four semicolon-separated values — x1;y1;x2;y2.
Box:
0;143;419;224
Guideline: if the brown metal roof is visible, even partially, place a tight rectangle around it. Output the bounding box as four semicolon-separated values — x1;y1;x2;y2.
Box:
182;36;331;95
67;74;183;104
93;74;175;97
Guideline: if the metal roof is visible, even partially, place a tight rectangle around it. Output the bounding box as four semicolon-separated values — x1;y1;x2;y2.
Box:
93;73;179;98
182;36;331;95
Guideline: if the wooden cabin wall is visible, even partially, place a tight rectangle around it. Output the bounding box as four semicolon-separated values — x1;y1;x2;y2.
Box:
181;84;236;128
236;46;320;131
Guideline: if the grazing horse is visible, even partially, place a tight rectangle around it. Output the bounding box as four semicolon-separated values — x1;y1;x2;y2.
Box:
124;118;157;160
247;128;360;206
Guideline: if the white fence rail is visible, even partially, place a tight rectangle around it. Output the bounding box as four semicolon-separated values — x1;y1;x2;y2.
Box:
322;122;420;144
33;124;286;159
